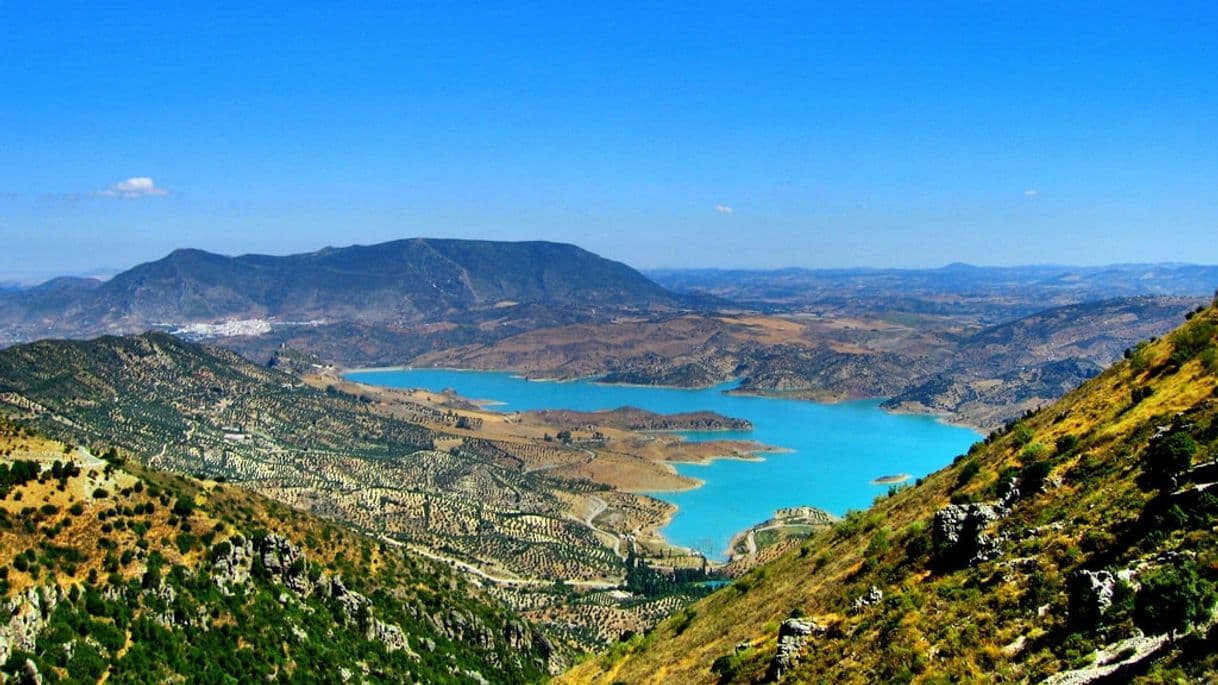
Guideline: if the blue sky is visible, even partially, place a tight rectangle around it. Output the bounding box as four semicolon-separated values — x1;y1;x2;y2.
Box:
1;2;1216;281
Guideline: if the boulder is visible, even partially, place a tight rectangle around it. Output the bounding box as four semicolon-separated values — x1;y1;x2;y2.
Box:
765;618;824;681
933;503;1004;568
1068;569;1117;624
850;585;884;614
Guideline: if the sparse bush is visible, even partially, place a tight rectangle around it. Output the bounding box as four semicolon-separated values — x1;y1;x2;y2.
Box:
711;649;749;680
1055;434;1079;455
1019;460;1053;494
1011;424;1035;447
955;460;982;489
1127;341;1153;372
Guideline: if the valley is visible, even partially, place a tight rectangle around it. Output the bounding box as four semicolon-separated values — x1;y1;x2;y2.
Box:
1;240;1215;681
562;298;1218;683
8;4;1217;680
0;334;790;650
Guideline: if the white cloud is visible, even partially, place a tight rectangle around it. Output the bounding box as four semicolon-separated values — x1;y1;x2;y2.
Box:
714;204;734;214
96;177;170;199
1023;189;1039;198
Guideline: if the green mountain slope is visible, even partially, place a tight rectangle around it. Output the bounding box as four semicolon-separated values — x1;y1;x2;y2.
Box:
562;299;1218;683
0;418;553;683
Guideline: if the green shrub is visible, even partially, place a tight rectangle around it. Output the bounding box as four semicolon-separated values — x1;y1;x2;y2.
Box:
1011;424;1035;447
171;496;195;517
1141;430;1198;489
955;461;982;489
1020;442;1048;462
711;649;749;680
1169;320;1216;368
1055;434;1079;455
1134;562;1217;637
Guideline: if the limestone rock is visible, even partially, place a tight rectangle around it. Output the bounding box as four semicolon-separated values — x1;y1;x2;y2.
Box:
765;618;824;681
850;585;884;614
0;587;62;667
933;502;1004;568
1069;569;1117;623
366;618;410;653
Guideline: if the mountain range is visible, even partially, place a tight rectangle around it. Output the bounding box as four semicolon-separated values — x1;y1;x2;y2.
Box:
2;239;1213;430
0;239;688;344
648;263;1218;321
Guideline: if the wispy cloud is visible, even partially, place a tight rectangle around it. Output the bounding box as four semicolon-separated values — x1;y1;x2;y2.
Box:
1023;189;1039;198
714;204;734;214
95;177;170;199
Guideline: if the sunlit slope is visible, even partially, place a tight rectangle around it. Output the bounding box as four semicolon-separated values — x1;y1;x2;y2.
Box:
563;299;1218;683
0;418;553;683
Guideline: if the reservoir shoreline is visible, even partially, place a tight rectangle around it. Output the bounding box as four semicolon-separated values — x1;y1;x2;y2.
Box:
345;366;980;559
340;363;987;432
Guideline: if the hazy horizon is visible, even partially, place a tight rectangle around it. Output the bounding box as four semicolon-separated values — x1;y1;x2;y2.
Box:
3;236;1217;287
2;4;1216;278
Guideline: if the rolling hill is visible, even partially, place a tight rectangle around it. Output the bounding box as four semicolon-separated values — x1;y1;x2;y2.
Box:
0;332;744;652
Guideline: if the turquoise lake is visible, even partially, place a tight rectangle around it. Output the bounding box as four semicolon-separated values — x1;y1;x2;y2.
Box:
346;368;980;560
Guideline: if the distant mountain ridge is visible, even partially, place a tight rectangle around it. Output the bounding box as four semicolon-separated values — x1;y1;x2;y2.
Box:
648;262;1218;320
0;238;687;343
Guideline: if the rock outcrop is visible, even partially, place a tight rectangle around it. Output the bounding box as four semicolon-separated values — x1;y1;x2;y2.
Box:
850;585;884;614
932;502;1004;568
205;532;551;676
1068;570;1117;623
765;618;824;681
209;534;407;653
0;587;62;668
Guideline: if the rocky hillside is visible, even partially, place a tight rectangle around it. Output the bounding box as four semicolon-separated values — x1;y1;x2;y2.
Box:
0;238;688;343
0;333;623;589
420;297;1203;429
882;297;1204;427
562;298;1218;683
0;418;553;683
